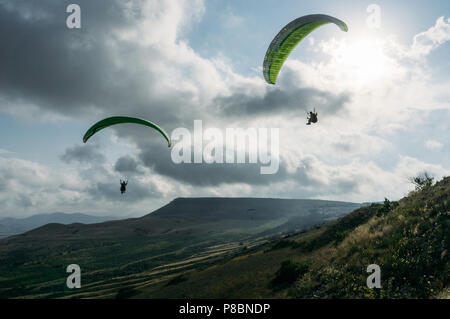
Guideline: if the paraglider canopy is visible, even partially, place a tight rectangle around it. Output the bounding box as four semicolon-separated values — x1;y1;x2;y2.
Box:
263;14;348;85
83;116;171;147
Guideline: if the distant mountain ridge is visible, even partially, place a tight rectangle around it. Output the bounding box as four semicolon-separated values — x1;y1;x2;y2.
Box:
0;198;360;299
0;212;118;238
0;197;361;298
152;197;356;219
5;198;360;243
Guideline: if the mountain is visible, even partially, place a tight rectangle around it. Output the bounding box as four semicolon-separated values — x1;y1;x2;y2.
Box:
3;198;360;243
1;179;447;299
0;198;360;298
0;213;118;238
0;223;16;239
133;178;450;299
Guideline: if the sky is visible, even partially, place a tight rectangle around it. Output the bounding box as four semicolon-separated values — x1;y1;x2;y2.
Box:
0;0;449;218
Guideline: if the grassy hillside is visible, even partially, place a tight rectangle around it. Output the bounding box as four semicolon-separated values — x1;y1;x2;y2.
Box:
0;198;359;298
133;177;450;299
2;175;448;299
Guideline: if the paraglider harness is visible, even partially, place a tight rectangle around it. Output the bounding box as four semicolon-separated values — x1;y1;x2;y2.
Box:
120;179;128;194
306;108;318;125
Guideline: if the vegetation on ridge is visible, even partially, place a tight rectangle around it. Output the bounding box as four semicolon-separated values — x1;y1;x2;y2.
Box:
134;175;449;299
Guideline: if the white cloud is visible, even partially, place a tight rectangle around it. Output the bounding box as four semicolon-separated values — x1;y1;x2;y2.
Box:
412;16;450;58
220;7;243;29
0;149;14;155
425;139;443;150
0;153;170;218
279;17;450;138
1;3;449;216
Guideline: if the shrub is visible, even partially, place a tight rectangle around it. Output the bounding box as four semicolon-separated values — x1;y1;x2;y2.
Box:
410;172;434;191
376;198;397;217
269;260;309;290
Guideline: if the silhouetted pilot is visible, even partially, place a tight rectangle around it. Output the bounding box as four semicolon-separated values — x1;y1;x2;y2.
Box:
120;179;128;194
306;109;318;125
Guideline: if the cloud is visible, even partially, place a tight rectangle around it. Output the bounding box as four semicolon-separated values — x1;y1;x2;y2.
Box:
69;14;450;199
0;156;81;215
15;193;33;208
394;156;449;184
60;144;106;164
0;2;449;217
0;0;120;116
215;86;351;117
0;0;214;125
412;16;450;57
138;141;287;186
0;152;167;218
114;156;141;174
425;139;443;150
331;134;391;156
0;149;14;155
266;155;450;202
220;7;243;29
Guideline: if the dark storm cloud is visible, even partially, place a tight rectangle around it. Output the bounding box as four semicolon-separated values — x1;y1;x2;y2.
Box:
215;87;350;117
0;0;161;116
138;141;290;186
0;0;358;195
0;0;350;124
138;140;359;195
114;156;141;174
60;144;105;164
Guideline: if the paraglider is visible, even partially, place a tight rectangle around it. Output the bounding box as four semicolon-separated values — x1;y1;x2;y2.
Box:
82;116;171;196
263;14;348;85
120;179;128;194
83;116;171;147
306;108;318;125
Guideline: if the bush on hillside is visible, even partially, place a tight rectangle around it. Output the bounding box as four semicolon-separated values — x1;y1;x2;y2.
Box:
269;260;309;290
410;172;434;191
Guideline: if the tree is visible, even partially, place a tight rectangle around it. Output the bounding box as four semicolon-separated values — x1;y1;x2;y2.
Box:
409;172;434;191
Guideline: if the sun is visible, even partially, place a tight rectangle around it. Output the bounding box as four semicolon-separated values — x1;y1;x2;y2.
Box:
332;38;390;86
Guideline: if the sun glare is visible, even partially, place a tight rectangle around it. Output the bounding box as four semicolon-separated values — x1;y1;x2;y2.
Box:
333;38;389;86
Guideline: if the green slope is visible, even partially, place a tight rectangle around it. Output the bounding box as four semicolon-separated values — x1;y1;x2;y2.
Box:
134;177;450;299
0;198;359;299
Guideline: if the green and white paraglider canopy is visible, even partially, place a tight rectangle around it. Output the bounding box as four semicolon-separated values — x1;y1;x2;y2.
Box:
263;14;348;85
83;116;171;147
